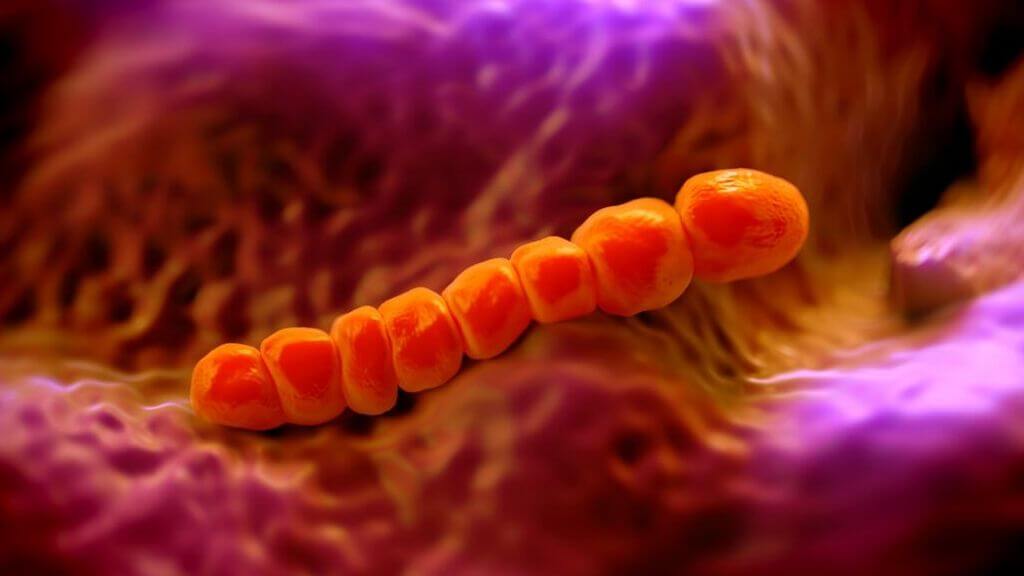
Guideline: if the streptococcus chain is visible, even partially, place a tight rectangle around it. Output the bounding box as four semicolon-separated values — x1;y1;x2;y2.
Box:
190;168;810;430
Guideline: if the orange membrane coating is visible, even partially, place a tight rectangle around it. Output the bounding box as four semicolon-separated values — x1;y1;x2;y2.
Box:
190;343;286;430
571;198;694;316
330;306;399;415
675;168;809;282
442;258;533;359
510;236;597;323
379;287;464;392
260;327;346;425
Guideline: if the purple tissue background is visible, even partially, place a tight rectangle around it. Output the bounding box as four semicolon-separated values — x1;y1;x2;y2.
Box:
1;0;1024;574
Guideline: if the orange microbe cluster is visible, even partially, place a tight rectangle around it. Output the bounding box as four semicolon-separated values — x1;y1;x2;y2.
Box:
379;288;464;393
510;237;596;323
191;168;809;430
190;343;285;431
676;169;809;282
443;258;532;359
571;198;694;316
329;306;399;415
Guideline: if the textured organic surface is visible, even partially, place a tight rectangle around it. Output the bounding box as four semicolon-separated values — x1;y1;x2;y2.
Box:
1;0;1023;574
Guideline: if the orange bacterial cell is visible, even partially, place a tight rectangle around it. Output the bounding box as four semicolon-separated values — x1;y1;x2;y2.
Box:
379;287;464;392
675;168;809;282
510;236;597;323
190;343;285;431
571;198;694;316
443;258;532;359
260;327;346;425
330;306;399;415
